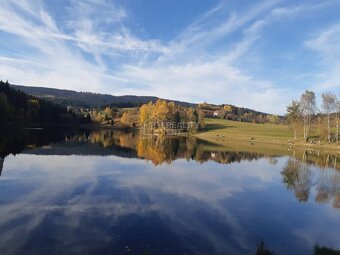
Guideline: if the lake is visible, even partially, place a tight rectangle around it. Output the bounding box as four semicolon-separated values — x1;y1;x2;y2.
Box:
0;128;339;255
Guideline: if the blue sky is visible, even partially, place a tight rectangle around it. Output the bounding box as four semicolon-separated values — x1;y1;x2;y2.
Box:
0;0;339;114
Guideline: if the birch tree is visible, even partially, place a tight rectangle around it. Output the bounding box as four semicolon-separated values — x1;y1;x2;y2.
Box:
286;100;301;141
321;92;336;143
300;90;316;142
336;95;340;143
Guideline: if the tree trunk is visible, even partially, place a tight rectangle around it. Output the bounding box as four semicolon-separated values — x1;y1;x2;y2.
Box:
303;116;307;142
334;155;337;170
306;116;311;142
337;116;339;143
328;113;331;143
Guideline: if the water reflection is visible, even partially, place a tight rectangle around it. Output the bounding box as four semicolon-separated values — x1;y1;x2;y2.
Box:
282;157;340;208
10;129;275;165
0;128;339;254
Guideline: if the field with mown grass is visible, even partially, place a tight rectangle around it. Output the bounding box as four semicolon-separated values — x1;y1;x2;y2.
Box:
196;118;340;153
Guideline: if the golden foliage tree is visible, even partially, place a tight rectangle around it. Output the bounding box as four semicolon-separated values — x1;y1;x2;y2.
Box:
120;112;130;127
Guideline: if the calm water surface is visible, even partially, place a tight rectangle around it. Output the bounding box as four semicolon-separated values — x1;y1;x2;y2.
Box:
0;128;339;255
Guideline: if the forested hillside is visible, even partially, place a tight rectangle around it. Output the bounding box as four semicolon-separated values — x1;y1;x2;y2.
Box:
11;85;195;108
11;84;274;124
0;81;87;125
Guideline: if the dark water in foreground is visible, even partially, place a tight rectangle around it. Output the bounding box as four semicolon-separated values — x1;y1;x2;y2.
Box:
0;128;339;255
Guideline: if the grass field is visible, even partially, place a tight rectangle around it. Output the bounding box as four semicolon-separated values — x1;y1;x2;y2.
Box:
196;118;340;153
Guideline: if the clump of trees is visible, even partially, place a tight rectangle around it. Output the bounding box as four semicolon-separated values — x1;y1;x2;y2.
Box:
286;90;340;143
120;99;205;133
90;107;118;125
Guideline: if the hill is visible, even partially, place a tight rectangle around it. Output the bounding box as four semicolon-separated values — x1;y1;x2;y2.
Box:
11;85;196;108
0;81;88;126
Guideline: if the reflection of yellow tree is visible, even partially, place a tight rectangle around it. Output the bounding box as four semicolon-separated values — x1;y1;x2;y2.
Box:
119;133;138;149
137;137;168;165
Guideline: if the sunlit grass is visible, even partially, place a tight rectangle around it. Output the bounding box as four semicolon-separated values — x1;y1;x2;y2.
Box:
196;118;340;152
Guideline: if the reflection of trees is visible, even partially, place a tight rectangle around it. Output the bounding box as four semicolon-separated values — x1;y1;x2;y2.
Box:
333;195;340;209
68;130;269;166
282;158;311;202
268;157;278;165
0;157;3;176
282;156;340;208
0;128;68;158
65;130;139;151
137;137;174;165
301;151;339;171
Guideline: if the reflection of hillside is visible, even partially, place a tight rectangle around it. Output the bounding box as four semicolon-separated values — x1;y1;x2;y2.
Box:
2;128;340;171
28;130;138;158
40;130;269;165
0;157;3;176
282;158;340;209
0;128;70;158
135;136;267;165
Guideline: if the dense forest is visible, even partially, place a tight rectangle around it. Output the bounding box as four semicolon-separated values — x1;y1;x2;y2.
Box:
0;81;88;125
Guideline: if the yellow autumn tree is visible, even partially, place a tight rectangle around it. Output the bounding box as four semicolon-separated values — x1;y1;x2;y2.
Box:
120;112;130;127
152;99;168;123
223;105;233;113
139;102;153;124
198;110;206;129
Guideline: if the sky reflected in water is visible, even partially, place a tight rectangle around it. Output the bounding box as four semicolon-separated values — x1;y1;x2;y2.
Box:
0;129;339;255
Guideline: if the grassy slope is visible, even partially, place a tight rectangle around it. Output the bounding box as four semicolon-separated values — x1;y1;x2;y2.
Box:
196;118;340;153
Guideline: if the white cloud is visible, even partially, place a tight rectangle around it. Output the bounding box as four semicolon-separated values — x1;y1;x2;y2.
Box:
0;0;339;113
304;24;340;91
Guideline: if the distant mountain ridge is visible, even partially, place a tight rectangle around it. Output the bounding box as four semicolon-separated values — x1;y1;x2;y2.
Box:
11;85;196;108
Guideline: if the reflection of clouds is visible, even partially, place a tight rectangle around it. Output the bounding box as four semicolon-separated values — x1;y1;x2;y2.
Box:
0;155;340;254
114;158;280;203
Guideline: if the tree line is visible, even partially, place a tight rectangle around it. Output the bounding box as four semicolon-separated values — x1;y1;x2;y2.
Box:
0;80;88;125
198;102;282;124
286;90;340;143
